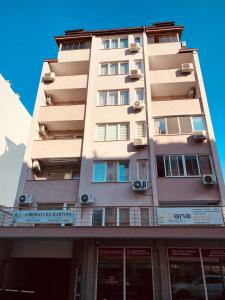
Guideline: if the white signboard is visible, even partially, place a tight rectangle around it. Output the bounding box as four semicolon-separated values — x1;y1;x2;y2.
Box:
156;207;224;225
13;210;75;224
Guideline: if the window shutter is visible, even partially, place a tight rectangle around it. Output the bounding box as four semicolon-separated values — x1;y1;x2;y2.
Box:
96;125;106;141
179;116;192;134
166;117;179;134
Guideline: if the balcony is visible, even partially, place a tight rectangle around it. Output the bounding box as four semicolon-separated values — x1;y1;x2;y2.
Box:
38;104;85;130
44;74;88;91
58;48;90;63
22;179;79;204
31;138;82;160
147;42;181;56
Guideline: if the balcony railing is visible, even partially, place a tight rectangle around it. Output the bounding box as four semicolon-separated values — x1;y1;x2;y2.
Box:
0;206;224;228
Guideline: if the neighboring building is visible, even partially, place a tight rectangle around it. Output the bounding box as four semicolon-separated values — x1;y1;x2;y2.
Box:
0;74;31;207
0;22;225;300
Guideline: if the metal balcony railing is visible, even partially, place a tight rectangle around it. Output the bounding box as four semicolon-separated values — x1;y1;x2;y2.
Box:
0;205;224;228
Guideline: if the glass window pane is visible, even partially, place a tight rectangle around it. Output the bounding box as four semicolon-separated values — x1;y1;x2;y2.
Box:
99;92;107;106
107;124;118;140
192;116;206;131
136;89;144;101
135;61;143;71
100;64;108;76
105;208;117;226
120;62;129;74
137;122;146;138
119;208;130;225
140;208;150;226
134;36;141;44
179;116;192;134
138;160;148;180
120;90;129;105
148;36;154;44
154;118;166;134
156;155;165;177
120;38;128;48
185;155;199;176
47;171;71;180
178;156;185;176
96;125;106;141
102;40;109;49
111;39;118;48
165;156;170;176
170;156;179;176
94;162;105;182
97;248;123;300
110;63;118;75
198;155;213;175
167;117;180;134
92;209;103;226
119;162;129;182
108;91;118;105
119;124;129;140
126;248;153;300
106;162;117;182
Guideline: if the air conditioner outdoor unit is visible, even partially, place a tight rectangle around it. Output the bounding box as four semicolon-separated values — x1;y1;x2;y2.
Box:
202;174;217;185
31;160;41;172
80;193;95;204
133;100;145;110
132;180;149;192
193;130;207;142
129;69;143;80
18;194;33;205
133;138;147;147
39;124;48;138
188;87;196;98
46;96;54;105
129;42;141;52
181;63;194;74
42;72;55;83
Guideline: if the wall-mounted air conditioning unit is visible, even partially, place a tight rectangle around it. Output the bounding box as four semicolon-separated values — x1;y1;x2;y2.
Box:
193;131;207;142
46;96;54;105
181;63;194;74
31;160;41;172
80;193;95;204
18;194;33;205
42;72;55;83
133;100;145;110
39;124;48;138
129;43;141;52
133;138;147;147
132;180;149;192
202;174;217;185
129;69;143;80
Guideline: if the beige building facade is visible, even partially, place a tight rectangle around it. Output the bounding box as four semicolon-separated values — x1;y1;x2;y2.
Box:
0;22;225;300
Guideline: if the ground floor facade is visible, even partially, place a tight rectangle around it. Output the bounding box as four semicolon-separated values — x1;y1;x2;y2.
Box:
1;238;225;300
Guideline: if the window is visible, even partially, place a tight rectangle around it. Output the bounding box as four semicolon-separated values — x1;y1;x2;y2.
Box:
156;154;213;177
47;171;72;180
136;122;146;138
119;208;130;226
154;116;206;135
158;35;178;43
96;123;129;141
101;37;128;49
137;160;149;180
135;61;143;73
135;88;145;102
134;36;141;45
100;62;129;75
147;36;155;44
92;209;103;227
61;41;91;50
93;161;129;182
105;207;117;226
98;90;129;106
140;208;150;226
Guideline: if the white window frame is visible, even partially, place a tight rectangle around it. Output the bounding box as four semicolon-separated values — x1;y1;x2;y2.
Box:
162;154;214;178
101;36;128;49
134;60;144;73
135;88;145;102
136;121;147;138
137;160;149;181
191;115;206;132
93;161;130;183
98;90;129;106
133;35;142;46
99;62;129;76
96;123;129;141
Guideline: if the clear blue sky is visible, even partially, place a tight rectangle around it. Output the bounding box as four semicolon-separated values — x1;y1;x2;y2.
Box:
0;0;224;180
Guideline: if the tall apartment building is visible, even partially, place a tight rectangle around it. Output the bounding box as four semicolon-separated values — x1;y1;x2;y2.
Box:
0;22;225;300
0;74;31;207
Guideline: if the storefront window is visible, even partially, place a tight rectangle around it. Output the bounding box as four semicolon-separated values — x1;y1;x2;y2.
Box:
97;248;153;300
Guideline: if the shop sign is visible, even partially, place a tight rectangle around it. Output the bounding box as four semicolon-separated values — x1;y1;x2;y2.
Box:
156;207;224;225
168;248;200;258
99;248;123;257
126;248;151;257
201;249;225;258
12;210;75;224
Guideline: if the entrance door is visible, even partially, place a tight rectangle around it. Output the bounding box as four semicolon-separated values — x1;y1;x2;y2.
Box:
96;247;153;300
